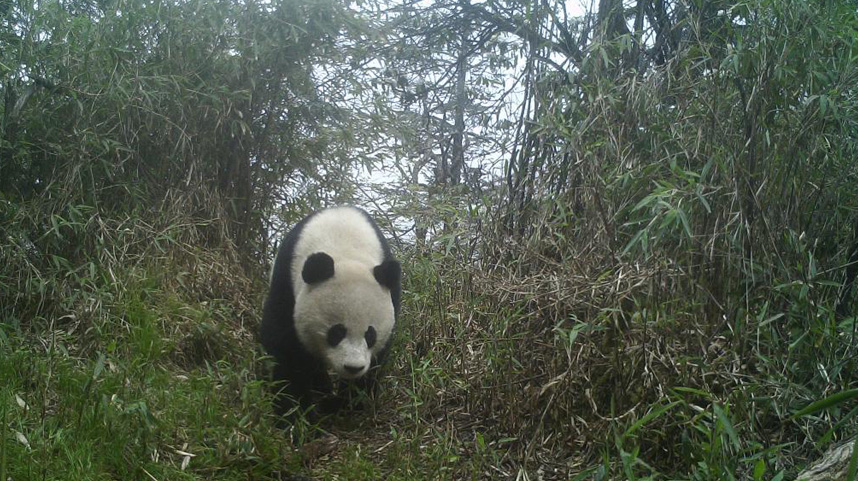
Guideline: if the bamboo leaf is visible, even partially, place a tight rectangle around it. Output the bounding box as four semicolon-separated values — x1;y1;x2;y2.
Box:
792;389;858;418
624;401;680;438
713;403;740;450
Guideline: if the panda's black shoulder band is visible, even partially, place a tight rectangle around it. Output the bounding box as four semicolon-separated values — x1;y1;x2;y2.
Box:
303;252;335;284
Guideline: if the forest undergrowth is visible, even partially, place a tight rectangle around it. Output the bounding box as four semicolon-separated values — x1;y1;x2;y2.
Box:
3;190;857;480
3;0;858;479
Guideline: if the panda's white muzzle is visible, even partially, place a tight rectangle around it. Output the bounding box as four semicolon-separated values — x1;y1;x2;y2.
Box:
328;337;371;379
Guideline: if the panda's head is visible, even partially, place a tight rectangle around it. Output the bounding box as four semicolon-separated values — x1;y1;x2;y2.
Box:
294;252;400;380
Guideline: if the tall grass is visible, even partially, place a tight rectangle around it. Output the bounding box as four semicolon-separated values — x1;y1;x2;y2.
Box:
0;195;300;479
3;0;858;479
405;0;858;477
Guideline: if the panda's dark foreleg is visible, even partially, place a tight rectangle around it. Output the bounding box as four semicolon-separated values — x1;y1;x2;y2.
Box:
307;365;335;411
271;360;302;423
272;357;332;422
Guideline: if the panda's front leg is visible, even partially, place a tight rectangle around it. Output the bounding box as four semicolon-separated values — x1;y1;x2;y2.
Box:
307;365;335;408
273;355;331;420
272;360;306;418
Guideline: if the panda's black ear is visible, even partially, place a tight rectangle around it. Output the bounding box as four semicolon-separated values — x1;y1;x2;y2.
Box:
373;259;401;290
303;252;335;284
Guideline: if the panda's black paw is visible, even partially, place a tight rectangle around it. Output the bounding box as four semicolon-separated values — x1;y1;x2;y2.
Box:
318;395;349;414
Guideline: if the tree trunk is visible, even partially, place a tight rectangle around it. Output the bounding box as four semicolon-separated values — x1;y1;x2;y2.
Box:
450;0;469;186
796;439;856;481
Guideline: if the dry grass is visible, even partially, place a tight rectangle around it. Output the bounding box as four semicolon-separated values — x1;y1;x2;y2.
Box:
309;224;840;479
4;187;852;480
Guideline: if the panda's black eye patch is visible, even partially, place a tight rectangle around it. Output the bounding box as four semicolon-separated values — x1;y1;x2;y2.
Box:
365;326;377;348
326;324;347;347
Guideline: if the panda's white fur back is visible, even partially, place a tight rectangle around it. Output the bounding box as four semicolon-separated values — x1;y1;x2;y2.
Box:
290;206;384;291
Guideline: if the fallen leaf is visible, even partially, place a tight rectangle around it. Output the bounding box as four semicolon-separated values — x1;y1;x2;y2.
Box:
15;431;31;449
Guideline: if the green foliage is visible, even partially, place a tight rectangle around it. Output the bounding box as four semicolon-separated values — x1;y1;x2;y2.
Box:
477;0;858;477
0;194;297;478
1;0;362;250
0;271;287;479
3;0;858;478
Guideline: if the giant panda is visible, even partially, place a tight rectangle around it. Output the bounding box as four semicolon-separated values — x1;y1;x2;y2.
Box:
260;206;401;418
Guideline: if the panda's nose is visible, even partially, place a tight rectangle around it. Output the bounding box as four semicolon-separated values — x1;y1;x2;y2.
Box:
343;364;365;375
